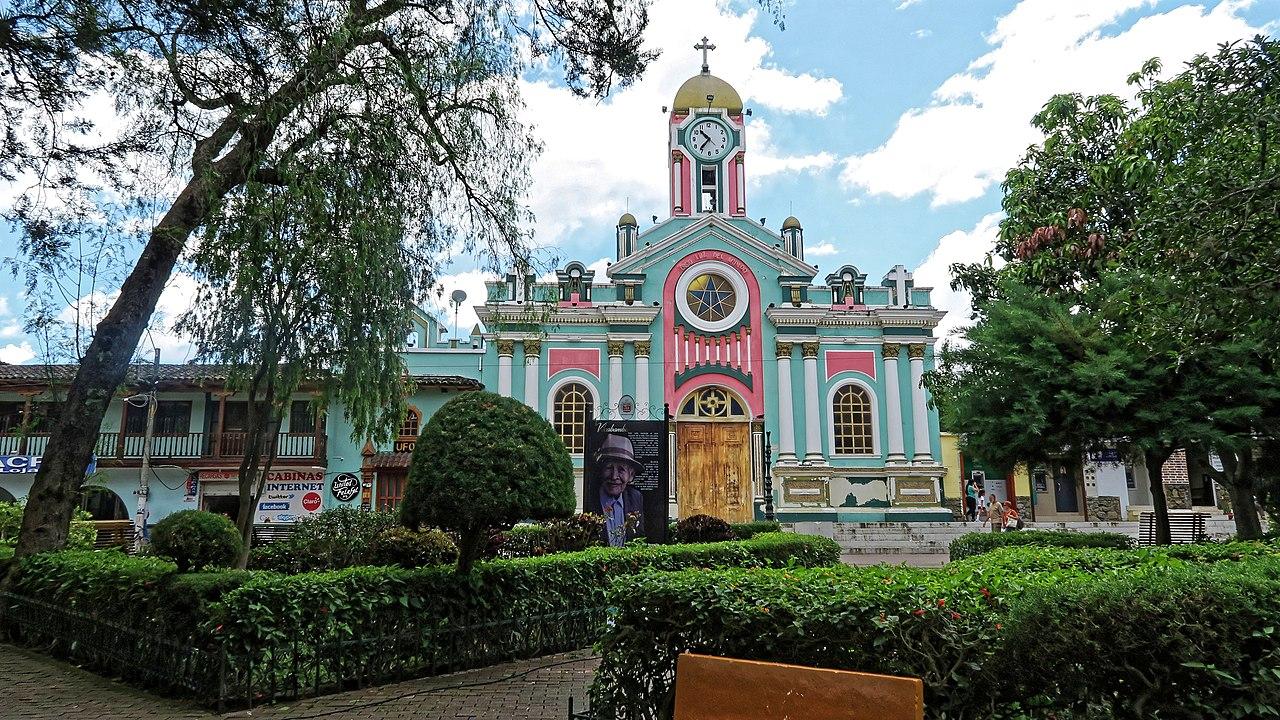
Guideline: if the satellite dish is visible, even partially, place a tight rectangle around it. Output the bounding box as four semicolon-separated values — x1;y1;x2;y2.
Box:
450;289;467;304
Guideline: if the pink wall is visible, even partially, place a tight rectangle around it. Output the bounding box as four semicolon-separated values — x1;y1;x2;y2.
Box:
824;350;877;381
547;348;601;379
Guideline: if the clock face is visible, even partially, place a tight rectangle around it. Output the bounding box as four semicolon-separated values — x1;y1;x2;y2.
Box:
688;120;730;160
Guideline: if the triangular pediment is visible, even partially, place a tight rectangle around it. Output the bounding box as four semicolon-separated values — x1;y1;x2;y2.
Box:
608;215;817;279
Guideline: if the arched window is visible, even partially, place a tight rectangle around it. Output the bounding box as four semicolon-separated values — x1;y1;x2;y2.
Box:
679;386;747;419
552;383;591;454
79;486;128;520
399;406;421;439
832;384;874;455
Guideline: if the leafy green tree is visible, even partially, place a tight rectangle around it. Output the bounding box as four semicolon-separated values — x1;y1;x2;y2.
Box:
946;38;1280;541
5;0;655;558
401;391;574;573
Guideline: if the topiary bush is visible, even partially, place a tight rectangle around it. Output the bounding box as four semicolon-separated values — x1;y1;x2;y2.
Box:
149;510;242;571
366;527;458;568
730;520;783;539
949;529;1134;561
401;391;575;572
674;514;736;543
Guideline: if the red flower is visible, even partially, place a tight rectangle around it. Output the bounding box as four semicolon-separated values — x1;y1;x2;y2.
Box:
995;623;1003;631
950;611;961;620
937;598;946;608
980;587;991;598
912;609;926;617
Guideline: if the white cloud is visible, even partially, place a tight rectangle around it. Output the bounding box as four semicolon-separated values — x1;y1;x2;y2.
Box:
807;242;839;257
914;212;1004;342
0;324;22;339
912;29;933;38
0;342;35;364
897;0;926;9
424;269;499;340
521;0;842;244
842;0;1265;206
748;119;837;184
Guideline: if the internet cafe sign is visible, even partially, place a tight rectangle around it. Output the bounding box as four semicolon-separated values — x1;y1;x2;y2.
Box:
200;468;326;523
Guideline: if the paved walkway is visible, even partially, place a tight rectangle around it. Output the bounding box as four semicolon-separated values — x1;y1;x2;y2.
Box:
2;643;598;720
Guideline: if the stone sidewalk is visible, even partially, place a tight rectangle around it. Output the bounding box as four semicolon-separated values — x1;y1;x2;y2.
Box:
2;643;598;720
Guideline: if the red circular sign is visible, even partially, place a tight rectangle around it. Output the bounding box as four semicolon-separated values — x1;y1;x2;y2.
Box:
302;492;322;512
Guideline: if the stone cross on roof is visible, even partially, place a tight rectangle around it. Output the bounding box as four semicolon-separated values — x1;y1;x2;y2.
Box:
884;264;913;308
695;36;716;73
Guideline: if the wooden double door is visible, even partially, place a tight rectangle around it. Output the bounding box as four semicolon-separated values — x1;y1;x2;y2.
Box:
676;421;753;522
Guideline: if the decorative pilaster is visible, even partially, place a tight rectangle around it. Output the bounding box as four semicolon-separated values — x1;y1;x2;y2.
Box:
608;340;625;420
775;342;796;462
634;341;651;419
802;342;822;461
522;339;541;412
496;339;515;398
882;343;907;464
908;343;932;463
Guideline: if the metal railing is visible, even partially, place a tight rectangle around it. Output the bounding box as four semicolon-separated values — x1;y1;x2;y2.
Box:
0;591;607;711
76;431;325;461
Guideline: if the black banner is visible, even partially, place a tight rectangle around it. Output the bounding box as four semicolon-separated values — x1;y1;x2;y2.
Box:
584;419;669;546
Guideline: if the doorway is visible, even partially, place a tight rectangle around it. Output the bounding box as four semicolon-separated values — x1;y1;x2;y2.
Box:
675;387;752;522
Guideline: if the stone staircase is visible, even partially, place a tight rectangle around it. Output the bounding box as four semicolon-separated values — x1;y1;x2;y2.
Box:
792;517;1243;561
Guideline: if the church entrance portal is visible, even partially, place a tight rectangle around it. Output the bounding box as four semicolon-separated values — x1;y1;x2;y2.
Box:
675;387;753;522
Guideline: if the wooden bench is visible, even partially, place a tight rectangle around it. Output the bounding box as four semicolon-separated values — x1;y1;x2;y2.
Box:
91;519;135;551
672;653;923;720
1139;510;1208;546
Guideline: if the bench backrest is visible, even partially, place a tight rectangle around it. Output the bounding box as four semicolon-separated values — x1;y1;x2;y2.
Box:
673;653;923;720
1138;511;1208;546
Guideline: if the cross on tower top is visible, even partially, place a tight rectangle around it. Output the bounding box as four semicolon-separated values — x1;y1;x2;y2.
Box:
695;36;716;73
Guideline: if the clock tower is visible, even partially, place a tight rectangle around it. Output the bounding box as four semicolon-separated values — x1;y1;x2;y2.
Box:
669;38;747;218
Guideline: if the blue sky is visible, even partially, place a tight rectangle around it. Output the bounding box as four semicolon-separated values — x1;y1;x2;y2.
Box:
2;0;1277;361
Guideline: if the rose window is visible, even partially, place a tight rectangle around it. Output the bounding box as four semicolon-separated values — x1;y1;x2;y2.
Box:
685;273;738;323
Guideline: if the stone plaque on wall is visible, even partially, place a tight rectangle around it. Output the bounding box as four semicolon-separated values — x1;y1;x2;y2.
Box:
892;478;938;506
782;477;830;507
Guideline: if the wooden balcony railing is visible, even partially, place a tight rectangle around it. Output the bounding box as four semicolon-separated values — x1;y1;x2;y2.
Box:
0;431;326;463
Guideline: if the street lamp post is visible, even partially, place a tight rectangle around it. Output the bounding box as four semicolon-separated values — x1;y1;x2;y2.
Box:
762;430;775;521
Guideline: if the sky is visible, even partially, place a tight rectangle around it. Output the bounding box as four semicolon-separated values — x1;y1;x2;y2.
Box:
1;0;1277;363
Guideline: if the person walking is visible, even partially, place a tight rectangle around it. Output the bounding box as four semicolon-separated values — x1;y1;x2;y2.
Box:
965;479;979;521
1004;501;1022;531
988;495;1005;533
976;489;989;524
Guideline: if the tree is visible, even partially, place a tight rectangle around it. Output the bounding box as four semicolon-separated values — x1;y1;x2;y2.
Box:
401;391;574;573
5;0;655;557
175;147;420;566
947;38;1280;541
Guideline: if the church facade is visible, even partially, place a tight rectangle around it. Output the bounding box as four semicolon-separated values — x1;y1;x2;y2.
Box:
347;52;951;523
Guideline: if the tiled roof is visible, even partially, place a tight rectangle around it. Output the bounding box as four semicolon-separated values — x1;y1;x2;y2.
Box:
0;364;483;390
367;451;413;469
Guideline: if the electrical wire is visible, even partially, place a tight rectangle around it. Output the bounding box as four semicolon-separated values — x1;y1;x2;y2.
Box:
227;653;601;720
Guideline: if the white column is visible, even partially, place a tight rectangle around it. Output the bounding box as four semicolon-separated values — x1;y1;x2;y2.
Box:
775;342;797;461
635;341;651;419
496;339;514;397
523;340;540;412
802;342;823;462
883;343;907;464
608;340;624;420
909;344;932;463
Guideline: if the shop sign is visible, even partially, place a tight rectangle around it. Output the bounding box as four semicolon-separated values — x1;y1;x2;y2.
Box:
331;472;360;502
200;468;326;523
1;454;97;475
393;439;416;453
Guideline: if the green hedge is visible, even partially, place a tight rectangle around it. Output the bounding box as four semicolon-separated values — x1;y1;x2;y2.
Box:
590;542;1280;719
7;532;839;648
948;529;1134;561
731;521;783;539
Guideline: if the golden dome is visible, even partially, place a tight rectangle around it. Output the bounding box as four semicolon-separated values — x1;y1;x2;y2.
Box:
672;72;743;114
618;212;638;226
782;216;802;230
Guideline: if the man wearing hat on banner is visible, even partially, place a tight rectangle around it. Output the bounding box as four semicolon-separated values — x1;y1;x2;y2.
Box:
589;433;646;547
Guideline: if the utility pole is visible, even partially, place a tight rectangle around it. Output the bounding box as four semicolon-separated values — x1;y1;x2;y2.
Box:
134;348;159;553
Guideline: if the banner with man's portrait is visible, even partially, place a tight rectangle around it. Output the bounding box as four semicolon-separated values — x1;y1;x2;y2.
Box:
584;419;669;546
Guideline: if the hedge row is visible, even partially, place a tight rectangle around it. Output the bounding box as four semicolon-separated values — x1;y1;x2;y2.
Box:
590;542;1280;719
7;532;839;650
948;529;1134;561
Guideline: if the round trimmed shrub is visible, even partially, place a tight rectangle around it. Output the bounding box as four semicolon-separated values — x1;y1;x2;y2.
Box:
674;514;736;544
149;510;242;571
547;513;606;552
401;391;575;572
367;527;458;568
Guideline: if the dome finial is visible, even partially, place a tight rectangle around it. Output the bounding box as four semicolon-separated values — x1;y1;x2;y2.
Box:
695;36;716;74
